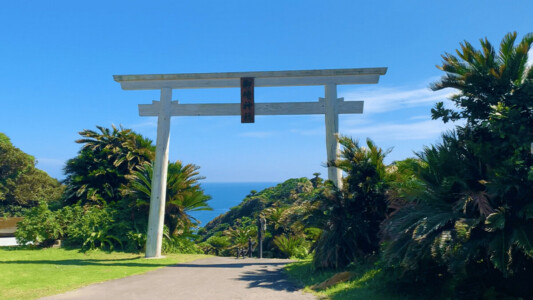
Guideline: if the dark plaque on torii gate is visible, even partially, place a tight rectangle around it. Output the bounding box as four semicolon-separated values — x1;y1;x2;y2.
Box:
240;77;255;123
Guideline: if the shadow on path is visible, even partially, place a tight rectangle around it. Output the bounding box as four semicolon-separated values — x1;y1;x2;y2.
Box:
237;264;301;292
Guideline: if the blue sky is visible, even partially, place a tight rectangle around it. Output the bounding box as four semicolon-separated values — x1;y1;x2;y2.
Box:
1;1;531;182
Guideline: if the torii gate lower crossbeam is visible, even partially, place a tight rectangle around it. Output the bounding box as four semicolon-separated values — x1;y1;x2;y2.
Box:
114;68;387;258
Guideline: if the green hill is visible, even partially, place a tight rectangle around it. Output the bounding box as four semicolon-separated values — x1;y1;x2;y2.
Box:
198;177;324;258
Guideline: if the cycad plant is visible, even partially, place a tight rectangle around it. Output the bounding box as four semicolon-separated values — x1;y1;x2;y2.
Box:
63;125;154;206
224;219;257;251
382;130;490;272
273;234;308;259
382;32;533;297
313;137;389;269
123;160;212;236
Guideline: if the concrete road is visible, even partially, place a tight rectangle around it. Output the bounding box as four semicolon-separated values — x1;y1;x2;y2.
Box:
41;256;316;300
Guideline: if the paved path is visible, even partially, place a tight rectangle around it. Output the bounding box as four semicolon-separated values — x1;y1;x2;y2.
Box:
42;257;316;300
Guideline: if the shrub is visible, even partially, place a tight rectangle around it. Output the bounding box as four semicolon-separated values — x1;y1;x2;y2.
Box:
381;32;533;298
273;234;309;259
63;206;117;250
313;138;389;269
15;203;124;251
205;235;230;255
161;226;202;254
125;231;146;252
15;202;62;246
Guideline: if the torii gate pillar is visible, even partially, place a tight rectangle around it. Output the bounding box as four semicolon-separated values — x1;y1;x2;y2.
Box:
324;83;343;189
145;88;172;258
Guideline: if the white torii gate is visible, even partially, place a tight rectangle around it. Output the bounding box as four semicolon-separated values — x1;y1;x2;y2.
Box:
114;67;387;258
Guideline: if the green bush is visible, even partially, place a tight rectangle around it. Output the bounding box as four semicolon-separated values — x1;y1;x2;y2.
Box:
15;202;62;246
0;205;30;217
15;203;126;251
381;32;533;298
205;235;230;255
63;206;118;250
162;236;202;254
162;226;202;254
125;231;146;252
273;234;309;259
313;138;389;269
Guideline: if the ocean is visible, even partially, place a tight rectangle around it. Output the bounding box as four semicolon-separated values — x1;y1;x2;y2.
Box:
190;182;278;227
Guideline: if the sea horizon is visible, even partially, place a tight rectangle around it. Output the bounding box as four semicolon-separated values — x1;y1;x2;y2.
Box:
190;181;279;227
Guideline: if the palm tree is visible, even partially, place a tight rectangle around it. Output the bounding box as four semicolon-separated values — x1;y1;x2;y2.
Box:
382;131;489;271
383;32;533;297
77;125;155;173
123;160;212;236
224;222;257;250
63;125;154;206
263;206;286;233
313;137;390;269
310;172;323;188
433;32;533;277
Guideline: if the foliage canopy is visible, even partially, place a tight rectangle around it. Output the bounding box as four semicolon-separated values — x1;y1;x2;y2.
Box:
0;133;63;215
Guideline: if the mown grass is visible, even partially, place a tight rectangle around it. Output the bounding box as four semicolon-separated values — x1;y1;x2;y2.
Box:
284;259;429;300
0;247;209;300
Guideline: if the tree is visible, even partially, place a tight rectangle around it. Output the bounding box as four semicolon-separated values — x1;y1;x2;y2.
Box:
63;125;154;206
123;160;212;235
224;218;257;250
313;137;389;269
431;32;533;277
431;32;533;182
383;32;533;297
310;172;323;188
382;132;489;269
0;134;63;214
0;133;10;145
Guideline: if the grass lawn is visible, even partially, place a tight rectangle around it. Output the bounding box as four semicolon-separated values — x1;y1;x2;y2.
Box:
284;260;430;300
0;247;209;300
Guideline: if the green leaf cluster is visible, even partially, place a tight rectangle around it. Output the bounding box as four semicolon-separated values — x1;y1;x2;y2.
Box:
381;32;533;298
15;125;211;254
313;137;389;269
0;133;63;216
63;125;155;206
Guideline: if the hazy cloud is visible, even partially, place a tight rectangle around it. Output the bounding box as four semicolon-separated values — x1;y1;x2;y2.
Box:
341;86;456;114
239;131;275;138
289;128;324;136
344;119;460;141
129;119;157;129
409;115;431;120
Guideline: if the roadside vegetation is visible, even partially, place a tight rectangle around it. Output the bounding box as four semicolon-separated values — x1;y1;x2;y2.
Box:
285;32;533;299
4;125;212;252
1;32;532;299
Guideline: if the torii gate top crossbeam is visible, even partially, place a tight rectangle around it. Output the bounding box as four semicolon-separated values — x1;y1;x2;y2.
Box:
113;67;387;90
